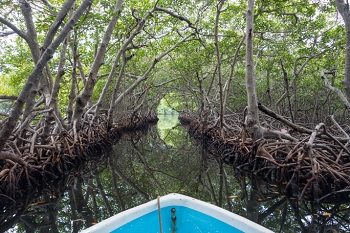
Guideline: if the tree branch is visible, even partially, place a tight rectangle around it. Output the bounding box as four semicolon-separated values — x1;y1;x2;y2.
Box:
321;72;350;110
258;103;313;134
41;0;55;9
0;96;17;100
42;0;76;50
154;6;200;34
113;33;194;107
0;17;27;40
72;0;125;128
154;7;192;26
0;0;93;153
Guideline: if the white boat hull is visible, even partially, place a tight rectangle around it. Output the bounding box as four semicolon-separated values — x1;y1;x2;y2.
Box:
81;193;273;233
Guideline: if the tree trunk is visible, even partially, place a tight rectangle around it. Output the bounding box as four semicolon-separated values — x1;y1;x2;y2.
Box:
223;34;245;114
67;40;78;124
214;0;224;131
0;0;93;152
72;0;124;130
280;60;294;123
335;0;350;101
245;0;262;139
19;0;49;122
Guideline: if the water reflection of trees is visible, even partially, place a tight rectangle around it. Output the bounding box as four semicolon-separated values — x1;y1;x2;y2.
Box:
1;125;349;232
231;171;350;232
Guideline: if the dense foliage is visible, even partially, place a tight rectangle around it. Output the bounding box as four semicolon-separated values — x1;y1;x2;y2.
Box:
0;0;348;126
1;1;350;232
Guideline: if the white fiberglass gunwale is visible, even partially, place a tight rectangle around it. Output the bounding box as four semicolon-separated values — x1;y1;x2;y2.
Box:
81;193;273;233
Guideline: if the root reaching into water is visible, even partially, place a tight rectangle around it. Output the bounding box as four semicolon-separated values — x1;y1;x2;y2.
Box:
179;113;350;201
0;115;158;198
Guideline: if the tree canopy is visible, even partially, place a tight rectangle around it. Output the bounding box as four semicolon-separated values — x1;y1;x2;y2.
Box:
1;2;350;231
0;0;350;183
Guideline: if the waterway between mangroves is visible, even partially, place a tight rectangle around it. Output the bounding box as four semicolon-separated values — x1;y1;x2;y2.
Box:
2;114;350;232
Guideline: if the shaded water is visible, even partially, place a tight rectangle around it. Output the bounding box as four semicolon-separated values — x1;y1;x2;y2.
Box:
2;115;350;232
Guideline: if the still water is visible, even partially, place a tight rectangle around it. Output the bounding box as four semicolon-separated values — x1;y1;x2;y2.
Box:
2;115;350;232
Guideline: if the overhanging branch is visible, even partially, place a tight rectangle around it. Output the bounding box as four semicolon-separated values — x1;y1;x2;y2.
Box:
321;72;350;110
0;17;27;40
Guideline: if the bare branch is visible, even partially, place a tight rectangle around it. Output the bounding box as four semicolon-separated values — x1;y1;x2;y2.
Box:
42;0;76;50
321;72;350;110
0;0;93;152
72;0;125;128
154;7;192;26
223;33;245;114
154;78;178;88
0;96;17;100
154;6;200;34
113;33;195;107
0;17;27;40
41;0;55;9
258;103;313;134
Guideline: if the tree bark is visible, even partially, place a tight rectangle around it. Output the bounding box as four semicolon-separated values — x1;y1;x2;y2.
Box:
280;60;294;123
214;0;224;131
67;35;78;124
101;6;158;123
321;72;350;110
19;0;47;121
223;34;245;114
0;0;93;152
245;0;262;139
335;0;350;101
43;2;76;135
71;0;124;130
107;52;128;124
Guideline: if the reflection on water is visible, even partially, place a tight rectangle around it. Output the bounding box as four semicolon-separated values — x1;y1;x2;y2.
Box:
2;123;350;232
157;114;180;145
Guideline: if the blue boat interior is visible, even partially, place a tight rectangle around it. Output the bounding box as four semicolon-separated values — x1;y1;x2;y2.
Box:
111;206;244;233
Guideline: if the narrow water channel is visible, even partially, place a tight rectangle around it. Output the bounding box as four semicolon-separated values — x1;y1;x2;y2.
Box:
2;115;349;232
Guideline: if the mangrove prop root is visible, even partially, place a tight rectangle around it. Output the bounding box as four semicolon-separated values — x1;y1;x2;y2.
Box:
179;113;350;201
0;115;158;198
